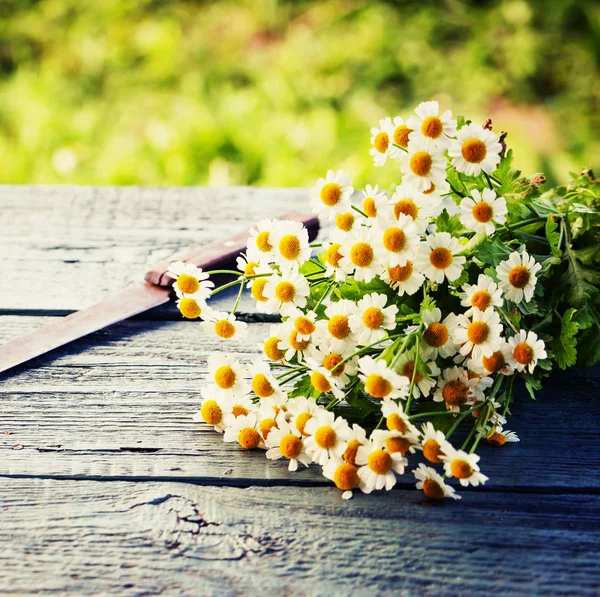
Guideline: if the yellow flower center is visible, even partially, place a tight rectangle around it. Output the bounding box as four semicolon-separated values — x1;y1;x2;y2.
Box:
363;197;377;218
200;400;222;425
259;417;278;440
368;449;393;474
386;413;407;433
424;322;448;347
386;436;411;454
514;342;534;365
394;124;412;148
295;316;316;336
238;427;261;450
461;138;487;163
335;212;354;232
508;265;530;289
320;182;342;207
401;360;423;383
422;477;445;500
215;320;236;339
393;199;418;221
279;234;301;260
324;243;343;268
176;273;200;295
179;297;202;319
383;227;407;253
295;412;312;436
362;307;384;330
264;336;284;361
280;433;303;458
421;115;444;139
310;371;332;393
423;438;443;463
442;380;469;406
450;458;473;479
256;230;272;252
467;321;489;345
350;242;374;268
314;425;337;449
243;261;259;276
429;247;453;269
275;281;296;303
423;183;436;195
343;439;361;465
471;290;492;311
373;131;389;154
231;404;249;418
214;365;236;389
482;350;506;373
365;373;392;398
328;314;350;339
487;432;507;447
252;373;275;398
387;262;413;282
288;330;309;352
333;463;360;491
472;201;494;223
251;278;269;302
410;151;433;177
322;352;345;377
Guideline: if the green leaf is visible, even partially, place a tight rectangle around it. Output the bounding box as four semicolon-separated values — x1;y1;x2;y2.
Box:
435;211;464;236
552;308;579;369
544;216;560;252
476;238;512;266
560;244;600;308
288;375;313;399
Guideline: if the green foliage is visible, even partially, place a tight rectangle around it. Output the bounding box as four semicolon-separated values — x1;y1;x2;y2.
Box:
552;308;579;369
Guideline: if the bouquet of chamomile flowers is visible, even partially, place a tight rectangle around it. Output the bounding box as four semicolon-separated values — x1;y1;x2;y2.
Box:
169;101;600;501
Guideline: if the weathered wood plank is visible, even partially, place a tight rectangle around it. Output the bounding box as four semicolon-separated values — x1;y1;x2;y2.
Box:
0;185;310;312
2;316;599;491
1;478;598;596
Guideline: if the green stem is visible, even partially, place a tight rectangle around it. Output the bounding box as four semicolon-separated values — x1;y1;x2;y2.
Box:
313;280;336;311
351;204;368;218
204;269;244;276
330;336;391;373
483;171;495;190
448;181;466;198
209;278;244;297
231;280;245;314
404;332;422;413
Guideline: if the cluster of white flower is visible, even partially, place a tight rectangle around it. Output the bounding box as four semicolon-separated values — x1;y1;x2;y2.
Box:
170;101;551;501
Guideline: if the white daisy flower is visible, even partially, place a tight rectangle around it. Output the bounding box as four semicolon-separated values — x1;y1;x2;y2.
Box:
371;428;421;455
223;413;264;450
395;349;440;398
467;338;514;376
338;226;384;283
406;100;457;150
378;213;419;267
322;241;348;282
310;170;354;219
246;219;277;265
306;361;345;399
207;353;248;399
322;460;361;500
289;309;318;342
452;307;504;361
213;392;255;426
414;464;461;500
487;427;520;447
449;123;502;176
369;117;395;166
192;387;228;433
467;371;494;402
380;399;419;435
390;185;436;233
400;136;448;193
306;341;358;387
304;410;352;466
459;273;504;314
246;263;274;312
360;185;392;228
459;188;507;235
414;232;466;283
433;366;480;412
256;406;286;442
236;254;260;277
418;422;453;464
167;261;214;300
350;293;398;345
316;299;359;353
270;220;311;270
248;358;287;400
388;115;413;158
277;319;314;361
405;180;448;219
355;438;407;493
201;310;248;340
496;250;542;304
265;419;312;472
506;329;547;373
340;423;369;466
175;295;206;320
419;307;459;359
286;396;322;437
331;210;359;238
358;355;410;400
441;447;489;487
262;324;286;363
263;270;310;315
380;259;425;296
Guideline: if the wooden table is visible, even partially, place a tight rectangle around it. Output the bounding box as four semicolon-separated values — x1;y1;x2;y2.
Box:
1;186;599;596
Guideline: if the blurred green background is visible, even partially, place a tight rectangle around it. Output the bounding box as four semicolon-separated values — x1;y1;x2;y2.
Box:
1;0;598;188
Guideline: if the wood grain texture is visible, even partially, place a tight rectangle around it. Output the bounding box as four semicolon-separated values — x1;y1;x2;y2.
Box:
1;478;599;597
2;315;599;491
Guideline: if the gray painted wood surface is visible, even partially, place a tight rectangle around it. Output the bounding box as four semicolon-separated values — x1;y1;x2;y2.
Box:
1;185;599;596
